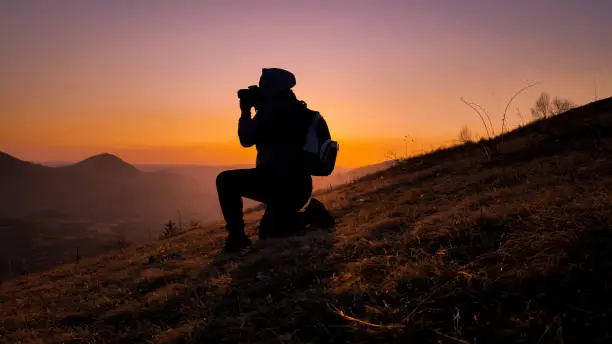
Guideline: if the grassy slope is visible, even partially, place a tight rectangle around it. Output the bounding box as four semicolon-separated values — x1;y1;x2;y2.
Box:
2;98;612;344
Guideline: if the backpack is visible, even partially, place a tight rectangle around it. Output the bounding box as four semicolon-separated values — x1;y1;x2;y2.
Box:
302;109;339;176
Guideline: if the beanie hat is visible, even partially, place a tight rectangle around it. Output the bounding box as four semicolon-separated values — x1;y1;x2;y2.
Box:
258;68;296;95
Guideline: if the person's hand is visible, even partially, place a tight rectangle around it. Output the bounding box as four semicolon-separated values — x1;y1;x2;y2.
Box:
240;101;251;118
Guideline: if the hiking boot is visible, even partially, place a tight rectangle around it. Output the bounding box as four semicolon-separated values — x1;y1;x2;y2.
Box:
303;198;335;230
221;234;252;253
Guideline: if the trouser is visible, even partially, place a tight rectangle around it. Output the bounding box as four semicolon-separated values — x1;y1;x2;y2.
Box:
216;168;313;237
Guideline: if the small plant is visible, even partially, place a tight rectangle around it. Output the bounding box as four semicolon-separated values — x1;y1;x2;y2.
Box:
384;134;415;165
384;150;401;165
461;81;541;140
531;92;551;119
516;107;526;127
551;96;576;115
459;82;541;161
460;97;494;139
159;220;181;240
188;219;202;230
403;135;415;157
458;125;473;143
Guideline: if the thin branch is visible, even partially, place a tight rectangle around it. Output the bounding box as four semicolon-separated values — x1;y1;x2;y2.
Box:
328;304;404;329
432;329;471;344
460;97;491;139
516;107;525;126
471;101;495;136
501;81;541;140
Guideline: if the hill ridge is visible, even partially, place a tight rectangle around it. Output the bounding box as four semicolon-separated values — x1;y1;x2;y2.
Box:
0;151;141;177
66;152;141;175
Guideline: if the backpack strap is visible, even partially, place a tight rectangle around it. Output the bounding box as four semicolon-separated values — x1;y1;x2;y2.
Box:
303;111;321;154
315;114;331;143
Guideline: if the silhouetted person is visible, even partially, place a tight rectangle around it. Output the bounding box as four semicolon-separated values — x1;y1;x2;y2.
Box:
216;68;336;252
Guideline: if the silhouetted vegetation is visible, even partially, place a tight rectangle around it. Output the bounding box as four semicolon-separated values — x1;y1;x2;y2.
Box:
461;81;540;140
159;220;181;240
531;92;576;119
458;125;474;143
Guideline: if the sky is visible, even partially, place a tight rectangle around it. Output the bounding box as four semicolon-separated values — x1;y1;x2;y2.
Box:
1;0;611;167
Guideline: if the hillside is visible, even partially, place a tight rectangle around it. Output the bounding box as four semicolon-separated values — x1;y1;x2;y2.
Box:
0;152;47;177
2;97;612;343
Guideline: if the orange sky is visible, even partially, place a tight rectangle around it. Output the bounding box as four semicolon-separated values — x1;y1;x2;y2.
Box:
1;1;611;167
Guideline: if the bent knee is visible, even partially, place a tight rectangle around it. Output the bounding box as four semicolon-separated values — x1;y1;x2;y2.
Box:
216;170;232;188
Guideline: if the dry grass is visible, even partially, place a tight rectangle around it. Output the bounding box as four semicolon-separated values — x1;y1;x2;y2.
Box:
2;98;612;343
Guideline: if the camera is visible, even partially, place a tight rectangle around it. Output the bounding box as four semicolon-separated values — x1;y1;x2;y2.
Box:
237;85;262;108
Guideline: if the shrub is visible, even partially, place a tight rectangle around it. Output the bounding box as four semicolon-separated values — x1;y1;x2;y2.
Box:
531;92;575;119
551;96;576;115
159;220;181;240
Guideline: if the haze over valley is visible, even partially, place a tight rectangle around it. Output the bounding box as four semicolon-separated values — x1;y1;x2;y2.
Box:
0;151;390;279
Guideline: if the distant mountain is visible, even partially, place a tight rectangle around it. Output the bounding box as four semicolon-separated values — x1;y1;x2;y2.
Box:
0;151;46;176
59;153;141;178
0;152;213;221
0;152;140;179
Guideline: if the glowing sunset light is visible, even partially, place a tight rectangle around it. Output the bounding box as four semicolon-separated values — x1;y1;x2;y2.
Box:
2;1;611;167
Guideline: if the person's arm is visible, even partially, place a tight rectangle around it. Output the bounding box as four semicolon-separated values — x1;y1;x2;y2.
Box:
238;107;259;147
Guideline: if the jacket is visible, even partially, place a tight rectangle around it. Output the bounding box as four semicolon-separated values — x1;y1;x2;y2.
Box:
238;98;312;175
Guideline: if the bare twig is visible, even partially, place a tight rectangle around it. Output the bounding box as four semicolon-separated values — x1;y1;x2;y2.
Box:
538;323;553;344
403;135;415;157
516;107;525;126
328;304;404;329
480;144;491;161
471;101;495;136
403;293;432;322
462;81;540;145
432;329;471;344
501;81;541;141
460;97;491;139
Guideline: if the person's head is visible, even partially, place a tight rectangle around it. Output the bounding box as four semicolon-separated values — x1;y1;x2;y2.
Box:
258;68;296;101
